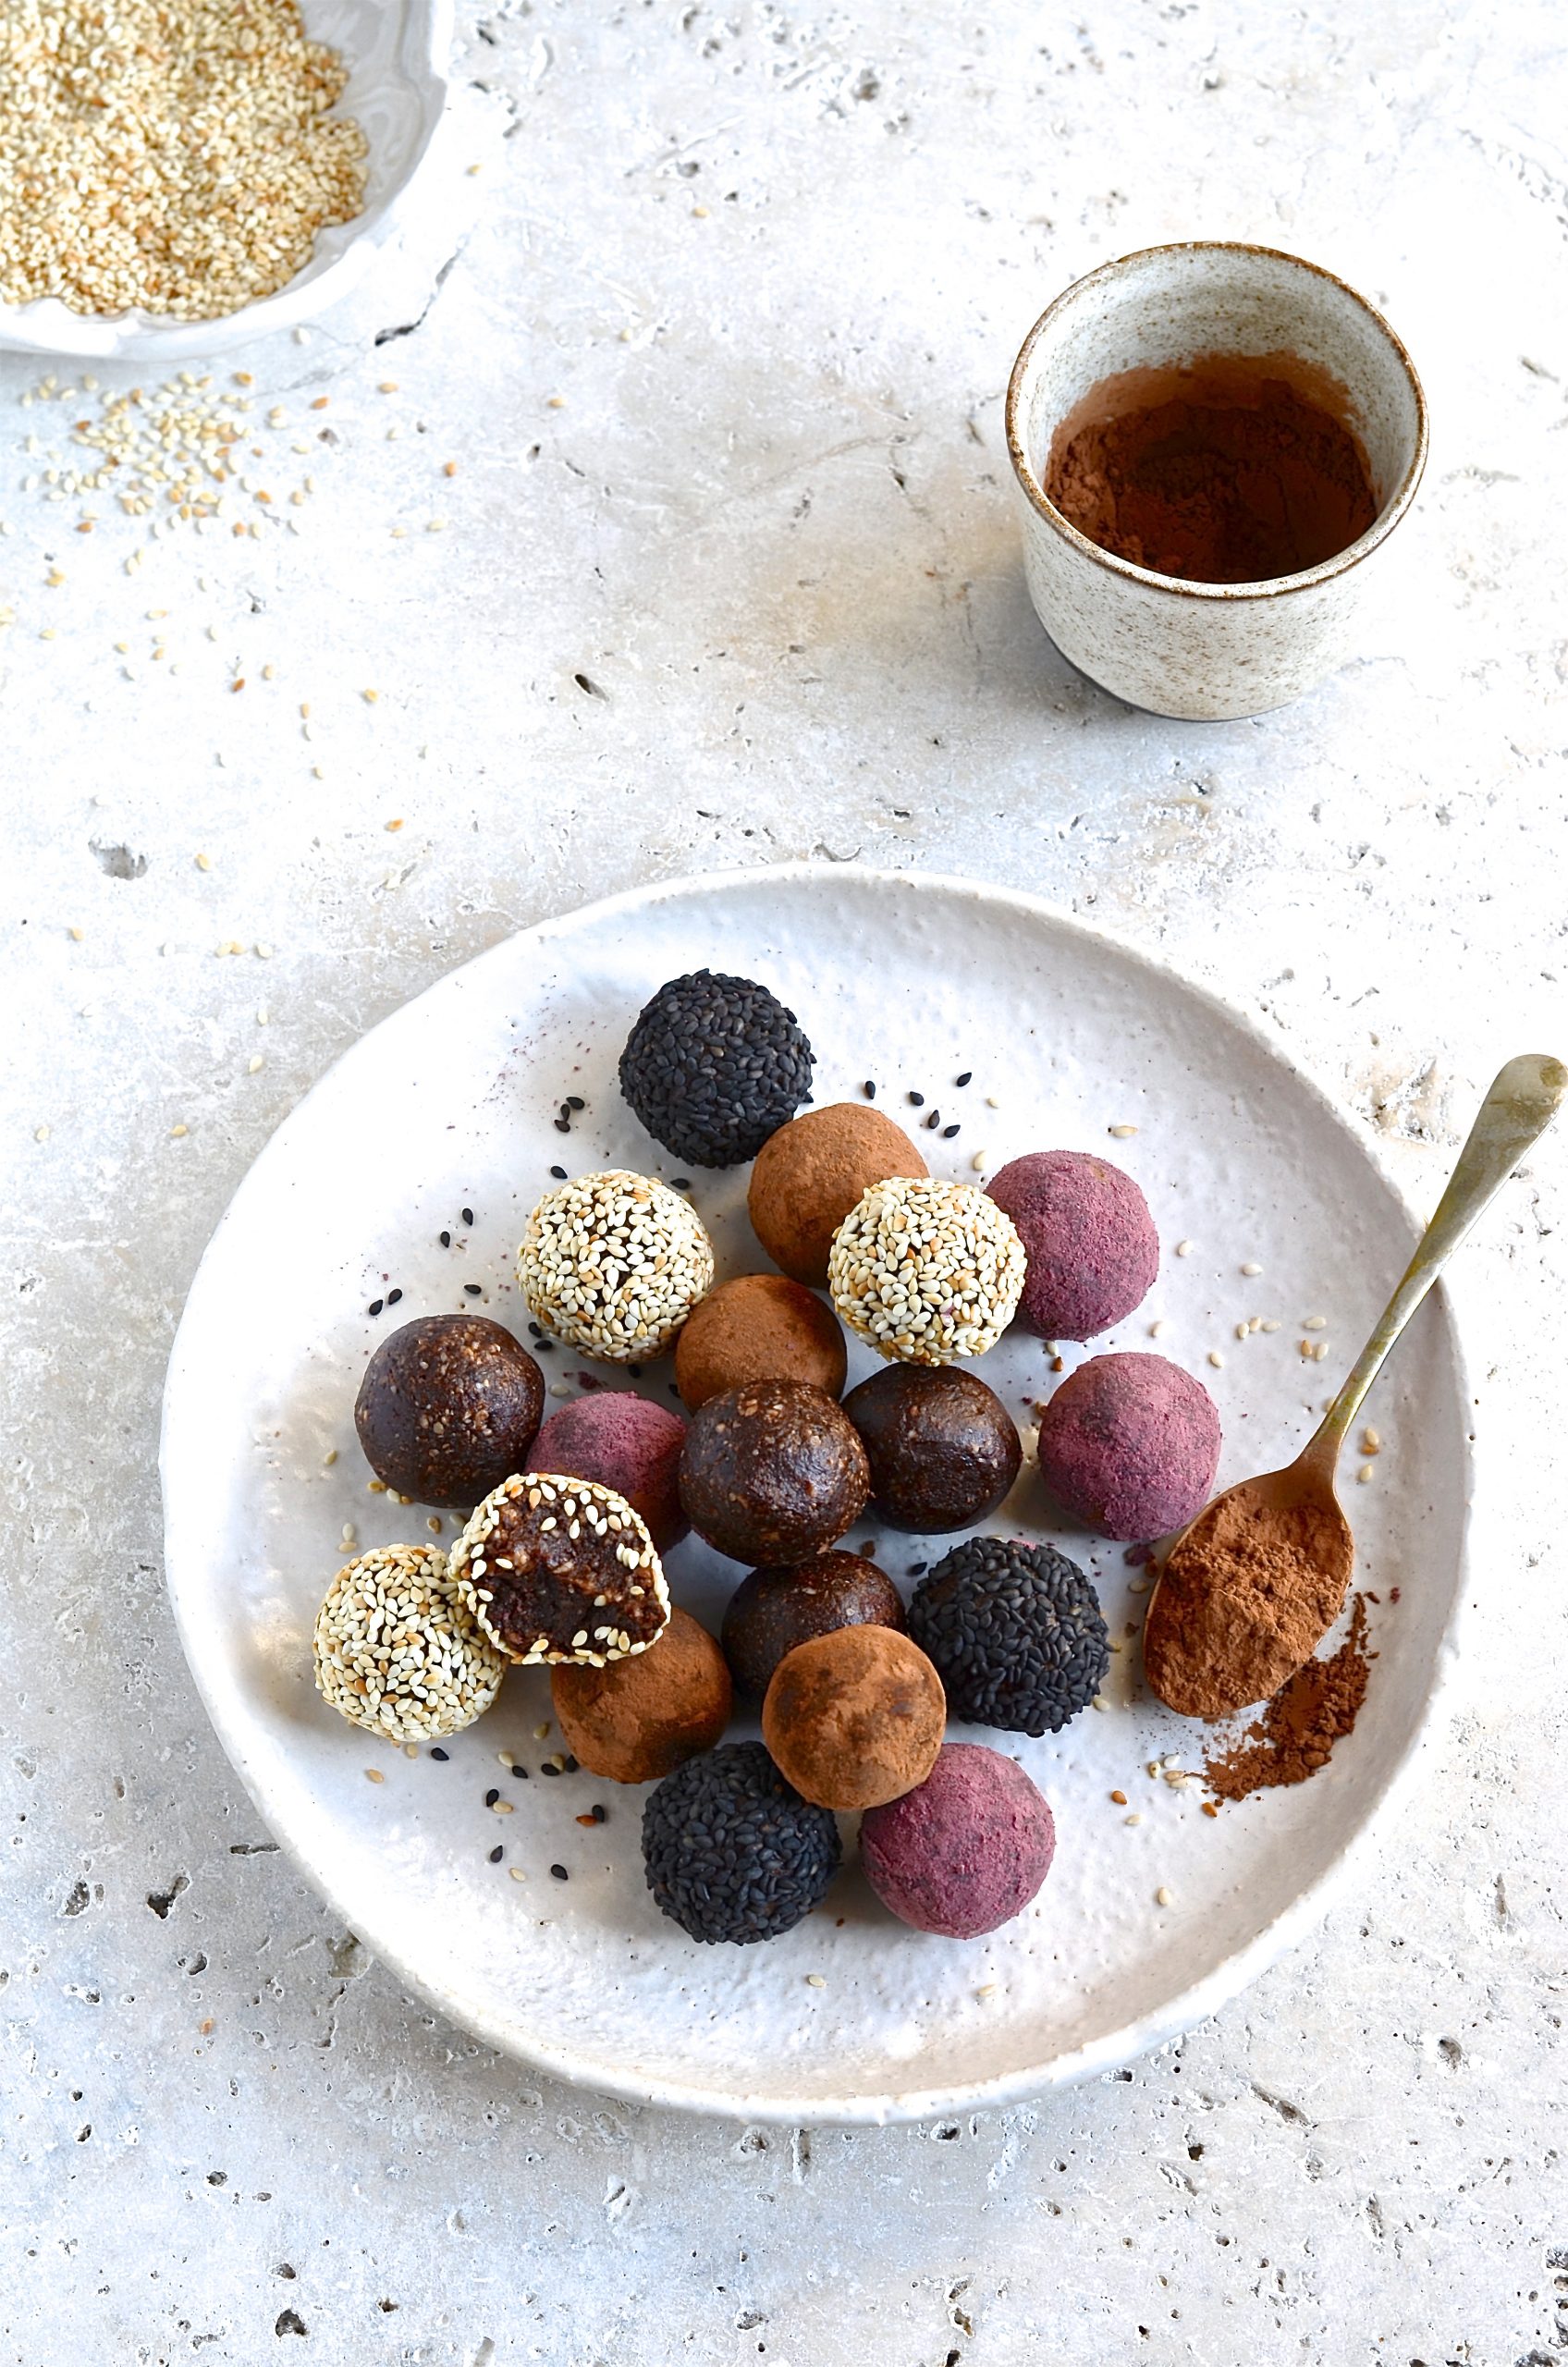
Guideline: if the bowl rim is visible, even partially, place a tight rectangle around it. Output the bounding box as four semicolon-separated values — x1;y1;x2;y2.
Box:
0;0;454;362
1004;239;1430;602
159;861;1475;2125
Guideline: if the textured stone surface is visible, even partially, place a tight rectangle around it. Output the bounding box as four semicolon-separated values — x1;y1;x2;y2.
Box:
2;2;1566;2361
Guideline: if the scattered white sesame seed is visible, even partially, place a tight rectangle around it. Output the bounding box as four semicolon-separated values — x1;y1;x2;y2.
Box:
1148;1318;1170;1338
1241;1261;1263;1277
1207;1350;1224;1368
34;1123;51;1143
508;1866;526;1881
1108;1123;1138;1139
803;1974;826;1989
534;1723;552;1740
1175;1239;1194;1257
1362;1427;1381;1453
1304;1315;1328;1331
1357;1463;1376;1485
247;1055;264;1073
974;1983;997;1999
971;1149;989;1172
1156;1885;1173;1907
1124;1813;1141;1826
364;1768;385;1784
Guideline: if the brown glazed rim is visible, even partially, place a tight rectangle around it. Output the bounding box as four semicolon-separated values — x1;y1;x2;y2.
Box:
1004;240;1430;602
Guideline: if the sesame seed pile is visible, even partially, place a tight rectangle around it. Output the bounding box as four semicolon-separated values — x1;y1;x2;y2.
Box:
827;1175;1026;1365
518;1170;715;1363
0;0;368;321
313;1543;505;1743
452;1471;670;1667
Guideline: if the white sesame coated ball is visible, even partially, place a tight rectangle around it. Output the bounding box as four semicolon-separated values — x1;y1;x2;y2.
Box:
827;1175;1026;1365
313;1543;505;1742
517;1170;715;1362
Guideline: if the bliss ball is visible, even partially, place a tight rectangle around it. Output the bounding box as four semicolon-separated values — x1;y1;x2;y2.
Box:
551;1607;731;1784
749;1102;927;1287
763;1626;945;1812
619;969;815;1168
675;1273;847;1411
1035;1351;1220;1540
987;1150;1158;1341
313;1544;505;1742
642;1741;840;1944
518;1170;714;1363
843;1365;1021;1534
909;1537;1109;1735
679;1378;870;1564
528;1392;688;1552
451;1471;669;1665
861;1743;1056;1938
828;1176;1026;1365
721;1551;906;1699
354;1316;544;1509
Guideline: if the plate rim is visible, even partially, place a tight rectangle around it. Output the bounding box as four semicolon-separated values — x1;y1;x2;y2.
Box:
159;862;1472;2124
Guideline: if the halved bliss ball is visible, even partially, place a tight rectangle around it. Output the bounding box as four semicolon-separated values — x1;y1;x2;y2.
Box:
450;1471;669;1666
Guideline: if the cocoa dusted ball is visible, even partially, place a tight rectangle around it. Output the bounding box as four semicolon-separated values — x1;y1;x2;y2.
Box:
748;1102;928;1288
720;1551;907;1699
675;1273;847;1411
678;1378;870;1564
354;1315;544;1510
843;1365;1022;1534
551;1608;732;1784
762;1626;946;1811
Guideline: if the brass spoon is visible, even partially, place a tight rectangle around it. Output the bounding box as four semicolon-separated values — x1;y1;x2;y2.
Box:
1144;1052;1567;1720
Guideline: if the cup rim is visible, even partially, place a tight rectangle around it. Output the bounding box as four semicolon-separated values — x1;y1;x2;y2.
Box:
1004;240;1429;602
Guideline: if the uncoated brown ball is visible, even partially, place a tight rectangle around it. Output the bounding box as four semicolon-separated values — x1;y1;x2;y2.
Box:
748;1102;928;1288
675;1273;847;1411
354;1315;545;1509
762;1625;946;1811
843;1365;1022;1533
721;1551;907;1698
551;1608;732;1784
678;1378;870;1564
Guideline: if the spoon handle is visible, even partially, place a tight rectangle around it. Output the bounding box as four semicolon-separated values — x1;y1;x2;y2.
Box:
1306;1052;1567;1466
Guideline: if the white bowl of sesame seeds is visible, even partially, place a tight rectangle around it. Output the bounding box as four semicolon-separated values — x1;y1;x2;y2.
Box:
0;0;451;362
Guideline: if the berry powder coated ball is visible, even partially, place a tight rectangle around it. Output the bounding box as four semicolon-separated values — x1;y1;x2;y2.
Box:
619;969;815;1168
861;1743;1056;1938
986;1149;1159;1342
908;1537;1109;1735
1035;1351;1220;1540
528;1392;688;1553
642;1741;841;1944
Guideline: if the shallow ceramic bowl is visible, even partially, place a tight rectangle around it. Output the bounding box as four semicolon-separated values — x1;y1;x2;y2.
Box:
160;865;1470;2123
0;0;451;362
1006;243;1428;720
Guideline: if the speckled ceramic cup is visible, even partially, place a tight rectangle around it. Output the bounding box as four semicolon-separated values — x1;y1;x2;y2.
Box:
1006;243;1427;720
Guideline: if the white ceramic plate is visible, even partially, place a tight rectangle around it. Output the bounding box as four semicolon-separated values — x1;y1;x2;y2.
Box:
0;0;450;361
160;866;1470;2123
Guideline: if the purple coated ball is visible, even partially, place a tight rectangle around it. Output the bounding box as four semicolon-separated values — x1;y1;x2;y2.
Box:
1035;1351;1219;1541
987;1150;1158;1341
860;1744;1056;1938
527;1392;689;1552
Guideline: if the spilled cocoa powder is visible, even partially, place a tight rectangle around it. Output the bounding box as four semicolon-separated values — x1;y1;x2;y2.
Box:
1203;1596;1373;1801
1044;353;1378;584
1142;1488;1353;1720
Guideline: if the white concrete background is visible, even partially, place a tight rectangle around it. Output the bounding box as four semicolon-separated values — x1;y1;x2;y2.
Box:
3;1;1566;2360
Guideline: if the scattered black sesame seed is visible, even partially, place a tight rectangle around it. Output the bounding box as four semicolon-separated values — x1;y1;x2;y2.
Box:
906;1562;928;1577
386;1287;403;1305
670;1178;692;1191
367;1298;384;1317
668;1381;681;1397
549;1164;568;1180
863;1079;876;1099
540;1761;559;1777
642;1743;839;1945
619;969;815;1167
488;1845;503;1864
463;1283;483;1297
559;1102;573;1121
942;1124;961;1140
908;1091;925;1107
627;1363;643;1378
588;1803;606;1823
908;1538;1109;1735
429;1747;449;1761
439;1230;451;1248
955;1071;973;1088
460;1208;474;1227
562;1755;579;1772
554;1118;571;1134
550;1863;570;1882
527;1321;544;1338
567;1095;586;1110
924;1109;941;1130
537;1339;556;1353
511;1762;530;1781
484;1787;499;1808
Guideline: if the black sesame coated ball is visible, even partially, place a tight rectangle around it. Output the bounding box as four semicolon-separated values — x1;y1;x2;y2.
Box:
641;1742;840;1944
908;1538;1109;1736
619;969;815;1168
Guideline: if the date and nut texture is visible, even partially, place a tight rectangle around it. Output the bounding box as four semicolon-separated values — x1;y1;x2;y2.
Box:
843;1364;1022;1533
451;1472;670;1667
679;1377;871;1564
720;1551;907;1699
354;1315;544;1510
